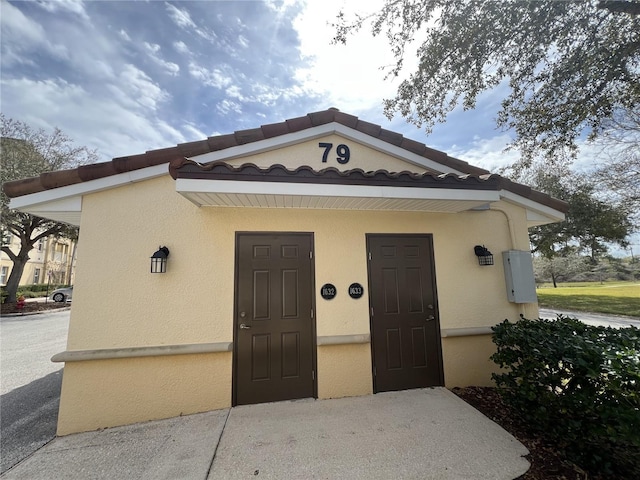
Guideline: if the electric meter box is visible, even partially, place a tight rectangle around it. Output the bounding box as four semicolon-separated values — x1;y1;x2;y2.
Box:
502;250;537;303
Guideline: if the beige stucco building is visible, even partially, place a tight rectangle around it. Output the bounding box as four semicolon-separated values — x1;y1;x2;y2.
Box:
1;233;76;288
4;109;566;435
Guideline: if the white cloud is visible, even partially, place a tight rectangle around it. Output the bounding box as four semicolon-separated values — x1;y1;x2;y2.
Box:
173;41;190;54
236;35;249;49
160;60;180;76
225;84;244;100
119;29;131;42
1;76;186;159
165;2;197;29
217;99;242;115
144;42;161;54
35;0;89;21
182;122;208;141
1;2;46;44
113;64;170;110
165;2;217;42
0;1;69;66
188;62;233;89
144;42;180;75
448;134;520;172
292;0;400;114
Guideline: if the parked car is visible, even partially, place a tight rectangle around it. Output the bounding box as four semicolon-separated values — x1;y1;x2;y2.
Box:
50;286;73;302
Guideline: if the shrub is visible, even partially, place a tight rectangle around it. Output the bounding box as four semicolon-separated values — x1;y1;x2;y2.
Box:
491;315;640;476
18;283;69;293
1;284;70;302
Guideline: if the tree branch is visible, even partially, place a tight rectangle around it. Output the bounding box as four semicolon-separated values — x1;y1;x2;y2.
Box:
1;245;17;262
598;1;640;15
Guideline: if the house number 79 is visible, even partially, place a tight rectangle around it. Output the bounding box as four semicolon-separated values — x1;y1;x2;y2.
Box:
318;142;351;164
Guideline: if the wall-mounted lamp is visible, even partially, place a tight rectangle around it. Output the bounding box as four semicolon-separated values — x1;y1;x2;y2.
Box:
474;245;494;266
150;246;170;273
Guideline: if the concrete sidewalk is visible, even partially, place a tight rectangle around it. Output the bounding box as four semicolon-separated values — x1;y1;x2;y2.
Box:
1;388;530;480
539;308;640;328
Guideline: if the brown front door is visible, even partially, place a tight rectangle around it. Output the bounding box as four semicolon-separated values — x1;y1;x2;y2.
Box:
234;233;316;406
367;234;444;392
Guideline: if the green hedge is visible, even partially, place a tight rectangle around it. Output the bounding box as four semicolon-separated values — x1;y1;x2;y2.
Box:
1;284;70;301
491;315;640;476
19;283;70;293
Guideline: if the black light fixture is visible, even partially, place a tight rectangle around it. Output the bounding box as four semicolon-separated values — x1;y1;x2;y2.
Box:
474;245;494;266
150;246;170;273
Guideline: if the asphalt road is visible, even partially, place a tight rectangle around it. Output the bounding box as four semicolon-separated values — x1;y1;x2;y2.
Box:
0;309;70;474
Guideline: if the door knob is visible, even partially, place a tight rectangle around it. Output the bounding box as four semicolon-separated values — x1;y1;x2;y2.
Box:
426;315;435;322
239;323;251;329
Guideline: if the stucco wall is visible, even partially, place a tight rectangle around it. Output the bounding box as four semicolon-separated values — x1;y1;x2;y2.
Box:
225;134;430;173
57;352;231;436
68;177;530;348
58;152;537;433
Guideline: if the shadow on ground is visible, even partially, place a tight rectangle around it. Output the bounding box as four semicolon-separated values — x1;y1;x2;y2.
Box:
1;369;63;474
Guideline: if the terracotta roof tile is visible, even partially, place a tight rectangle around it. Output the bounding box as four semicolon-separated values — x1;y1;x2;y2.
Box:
78;162;119;182
2;176;46;197
378;128;404;146
285;115;313;133
0;108;568;214
355;119;382;137
308;108;337;126
235;127;264;145
174;162;501;191
333;110;358;128
177;140;211;157
401;137;427;156
261;121;290;139
207;133;237;151
40;169;82;190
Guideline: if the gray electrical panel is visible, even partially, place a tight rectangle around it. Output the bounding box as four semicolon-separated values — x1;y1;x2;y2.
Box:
502;250;537;303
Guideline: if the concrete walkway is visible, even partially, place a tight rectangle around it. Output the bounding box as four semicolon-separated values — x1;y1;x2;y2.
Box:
1;388;529;480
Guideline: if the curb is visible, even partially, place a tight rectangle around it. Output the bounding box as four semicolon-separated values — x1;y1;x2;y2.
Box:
1;306;71;318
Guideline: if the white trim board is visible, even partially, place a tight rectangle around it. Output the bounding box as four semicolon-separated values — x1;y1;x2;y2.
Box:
176;178;501;212
9;164;169;225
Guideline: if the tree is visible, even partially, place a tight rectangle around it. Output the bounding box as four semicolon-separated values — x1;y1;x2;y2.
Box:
333;0;640;166
0;115;97;303
527;171;632;266
593;109;640;227
533;253;587;288
567;185;632;261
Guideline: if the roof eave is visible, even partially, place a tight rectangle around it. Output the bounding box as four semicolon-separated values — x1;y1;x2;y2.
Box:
9;164;168;226
499;190;566;227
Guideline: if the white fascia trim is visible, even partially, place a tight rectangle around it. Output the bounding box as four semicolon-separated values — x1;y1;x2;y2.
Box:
9;163;169;211
176;178;500;202
499;189;566;223
190;123;467;175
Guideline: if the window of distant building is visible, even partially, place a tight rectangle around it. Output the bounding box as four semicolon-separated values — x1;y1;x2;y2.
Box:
1;233;11;247
34;268;41;284
1;266;8;285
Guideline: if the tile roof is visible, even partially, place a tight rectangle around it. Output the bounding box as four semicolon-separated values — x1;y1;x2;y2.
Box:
172;162;501;190
2;108;567;213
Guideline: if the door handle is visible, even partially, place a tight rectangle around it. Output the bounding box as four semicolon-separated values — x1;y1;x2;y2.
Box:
239;323;251;329
426;315;435;322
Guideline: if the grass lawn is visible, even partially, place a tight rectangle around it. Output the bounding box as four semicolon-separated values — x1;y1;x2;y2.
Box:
537;281;640;317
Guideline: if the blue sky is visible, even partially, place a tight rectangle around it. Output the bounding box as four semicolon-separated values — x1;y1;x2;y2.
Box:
0;0;606;174
1;0;526;171
2;0;636;256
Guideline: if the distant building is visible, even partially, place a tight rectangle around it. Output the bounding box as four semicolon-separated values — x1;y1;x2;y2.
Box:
0;232;76;287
